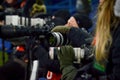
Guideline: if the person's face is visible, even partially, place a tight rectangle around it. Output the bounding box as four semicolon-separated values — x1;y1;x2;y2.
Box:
6;0;17;4
0;20;4;26
65;17;79;28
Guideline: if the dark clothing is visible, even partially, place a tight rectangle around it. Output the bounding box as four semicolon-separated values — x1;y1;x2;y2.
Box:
33;45;61;74
106;25;120;80
23;0;35;17
0;0;4;5
60;25;120;80
73;25;120;80
68;27;93;47
0;58;26;80
73;62;106;80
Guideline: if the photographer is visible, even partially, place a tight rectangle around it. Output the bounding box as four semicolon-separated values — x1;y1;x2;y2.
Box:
55;0;120;80
0;54;26;80
29;26;92;79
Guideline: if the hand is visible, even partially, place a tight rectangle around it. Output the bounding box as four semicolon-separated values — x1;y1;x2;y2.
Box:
57;45;75;70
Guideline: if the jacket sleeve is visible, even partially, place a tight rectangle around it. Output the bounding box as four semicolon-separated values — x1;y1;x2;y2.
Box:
61;65;77;80
68;27;93;47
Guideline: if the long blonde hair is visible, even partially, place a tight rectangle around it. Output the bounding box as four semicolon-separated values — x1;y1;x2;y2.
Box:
95;0;119;65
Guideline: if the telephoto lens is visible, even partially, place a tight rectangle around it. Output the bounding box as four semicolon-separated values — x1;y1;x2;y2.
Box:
47;32;70;47
73;46;94;64
48;46;94;65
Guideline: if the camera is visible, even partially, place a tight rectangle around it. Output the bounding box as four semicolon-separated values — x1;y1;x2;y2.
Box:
49;46;94;64
0;24;93;63
0;24;70;46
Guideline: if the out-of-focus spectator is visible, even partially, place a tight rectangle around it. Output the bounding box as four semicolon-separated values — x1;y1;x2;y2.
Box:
0;57;26;80
20;0;26;8
23;0;35;17
1;0;26;9
30;0;46;17
0;20;4;26
76;0;91;15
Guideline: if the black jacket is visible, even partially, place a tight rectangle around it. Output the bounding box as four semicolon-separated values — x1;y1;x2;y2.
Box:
106;25;120;80
68;27;93;47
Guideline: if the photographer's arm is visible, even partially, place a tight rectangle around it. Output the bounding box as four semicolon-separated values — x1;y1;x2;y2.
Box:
57;46;77;80
51;26;93;47
68;27;93;47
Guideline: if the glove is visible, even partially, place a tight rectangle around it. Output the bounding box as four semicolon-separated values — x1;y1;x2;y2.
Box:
57;45;77;80
57;45;75;70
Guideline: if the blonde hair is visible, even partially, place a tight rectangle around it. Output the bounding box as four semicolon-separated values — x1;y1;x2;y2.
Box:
95;0;119;65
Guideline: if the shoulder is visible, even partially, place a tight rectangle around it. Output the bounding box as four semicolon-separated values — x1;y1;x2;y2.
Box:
110;25;120;63
112;25;120;43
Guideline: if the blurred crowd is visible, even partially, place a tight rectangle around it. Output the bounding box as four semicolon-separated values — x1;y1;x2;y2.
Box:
0;0;120;80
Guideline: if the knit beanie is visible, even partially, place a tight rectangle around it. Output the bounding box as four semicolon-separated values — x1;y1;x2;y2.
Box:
73;13;92;30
